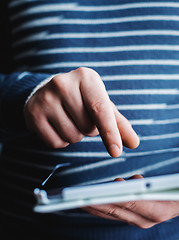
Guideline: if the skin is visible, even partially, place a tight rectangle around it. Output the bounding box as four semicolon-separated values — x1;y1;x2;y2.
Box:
24;67;179;229
24;67;139;157
83;175;179;229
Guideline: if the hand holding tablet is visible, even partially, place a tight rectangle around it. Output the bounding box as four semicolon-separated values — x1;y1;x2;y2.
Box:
34;173;179;213
34;173;179;229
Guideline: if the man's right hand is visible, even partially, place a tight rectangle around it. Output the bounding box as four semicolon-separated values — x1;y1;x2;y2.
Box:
24;67;140;157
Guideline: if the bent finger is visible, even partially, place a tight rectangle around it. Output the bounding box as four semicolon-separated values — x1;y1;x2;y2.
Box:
48;102;84;144
112;102;140;149
31;117;69;148
85;203;156;229
117;200;179;224
83;206;119;221
59;73;97;136
128;175;144;180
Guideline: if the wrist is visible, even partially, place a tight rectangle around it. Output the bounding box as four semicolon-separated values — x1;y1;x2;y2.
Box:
25;75;55;105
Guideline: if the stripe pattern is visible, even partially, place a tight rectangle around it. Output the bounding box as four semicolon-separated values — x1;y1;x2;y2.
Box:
1;0;179;239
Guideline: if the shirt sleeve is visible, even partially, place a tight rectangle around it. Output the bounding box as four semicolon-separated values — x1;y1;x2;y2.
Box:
0;72;51;131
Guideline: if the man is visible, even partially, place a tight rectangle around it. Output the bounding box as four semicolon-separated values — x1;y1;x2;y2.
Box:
0;0;179;239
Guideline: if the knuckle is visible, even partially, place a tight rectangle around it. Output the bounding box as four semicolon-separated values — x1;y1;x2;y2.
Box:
103;129;114;139
26;105;42;123
125;201;137;211
77;66;89;75
40;91;53;105
68;133;84;144
50;141;69;149
51;75;62;87
51;75;69;95
107;207;119;218
90;100;107;115
76;67;89;80
77;67;98;77
77;67;101;83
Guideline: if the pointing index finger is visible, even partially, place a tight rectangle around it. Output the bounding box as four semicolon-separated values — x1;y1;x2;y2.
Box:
79;69;122;157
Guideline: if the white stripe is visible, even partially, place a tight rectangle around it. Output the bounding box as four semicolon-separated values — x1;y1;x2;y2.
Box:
9;2;179;18
58;157;126;176
56;147;179;158
140;132;179;140
123;147;179;157
57;151;110;157
8;145;110;158
120;157;179;178
102;74;179;81
25;75;54;105
108;89;179;95
8;0;36;8
10;147;179;162
28;45;179;53
51;15;179;24
6;145;179;160
82;132;179;143
13;30;179;47
81;156;179;184
29;60;179;71
148;118;179;125
9;3;78;13
116;103;179;110
17;72;30;80
81;136;101;142
14;45;179;60
14;50;37;60
40;148;179;176
12;15;179;33
5;154;123;178
130;118;179;125
52;148;179;176
13;16;63;33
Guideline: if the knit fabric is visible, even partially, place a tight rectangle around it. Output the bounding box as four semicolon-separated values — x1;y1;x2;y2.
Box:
0;0;179;239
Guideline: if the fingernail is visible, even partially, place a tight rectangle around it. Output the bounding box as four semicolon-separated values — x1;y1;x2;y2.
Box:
109;144;122;158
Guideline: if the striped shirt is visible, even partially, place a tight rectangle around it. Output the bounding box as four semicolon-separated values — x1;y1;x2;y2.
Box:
0;0;179;239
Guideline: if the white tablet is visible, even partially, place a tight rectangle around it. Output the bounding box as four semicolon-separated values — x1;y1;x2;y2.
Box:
34;173;179;213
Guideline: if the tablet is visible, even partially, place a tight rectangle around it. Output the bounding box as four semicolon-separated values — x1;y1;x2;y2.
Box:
34;173;179;213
